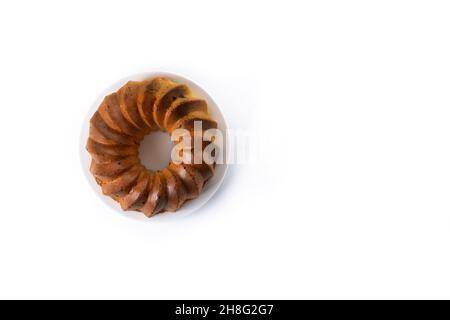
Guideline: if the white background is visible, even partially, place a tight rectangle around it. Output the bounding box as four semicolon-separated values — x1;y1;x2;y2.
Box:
0;0;449;299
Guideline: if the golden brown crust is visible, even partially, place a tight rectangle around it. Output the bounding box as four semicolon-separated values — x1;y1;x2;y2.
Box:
103;93;144;139
119;171;151;211
168;163;203;199
164;98;208;132
170;111;216;134
90;112;137;146
86;139;138;163
141;172;167;217
101;165;142;196
137;78;173;130
153;84;191;129
117;81;150;132
90;157;140;180
162;168;187;211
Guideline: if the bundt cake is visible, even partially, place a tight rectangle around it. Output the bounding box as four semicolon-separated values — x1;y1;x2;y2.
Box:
86;77;218;217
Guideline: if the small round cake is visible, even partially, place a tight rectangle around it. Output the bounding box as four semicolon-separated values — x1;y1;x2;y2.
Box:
86;77;218;217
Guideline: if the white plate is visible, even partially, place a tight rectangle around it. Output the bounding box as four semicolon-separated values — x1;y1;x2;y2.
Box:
80;72;228;221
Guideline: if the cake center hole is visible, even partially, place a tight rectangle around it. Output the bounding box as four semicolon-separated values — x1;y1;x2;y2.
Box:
139;131;174;171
